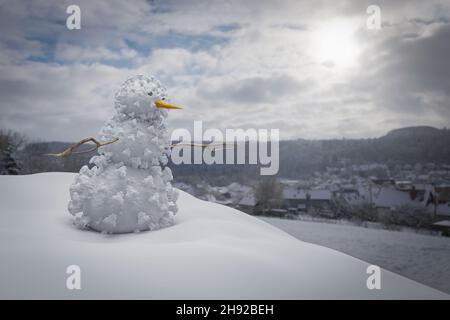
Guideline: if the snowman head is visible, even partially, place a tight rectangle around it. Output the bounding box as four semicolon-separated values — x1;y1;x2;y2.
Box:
114;74;182;119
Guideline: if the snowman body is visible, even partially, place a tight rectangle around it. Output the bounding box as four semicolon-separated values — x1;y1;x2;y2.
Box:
68;75;178;233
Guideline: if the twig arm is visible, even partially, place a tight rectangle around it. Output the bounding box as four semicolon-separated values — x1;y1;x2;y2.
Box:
44;137;119;157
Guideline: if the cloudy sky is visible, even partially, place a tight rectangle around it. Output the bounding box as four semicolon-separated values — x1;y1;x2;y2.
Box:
1;0;449;141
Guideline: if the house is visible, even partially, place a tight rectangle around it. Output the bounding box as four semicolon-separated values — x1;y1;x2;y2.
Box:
333;180;431;212
394;181;427;201
282;187;332;214
282;187;306;209
363;185;423;215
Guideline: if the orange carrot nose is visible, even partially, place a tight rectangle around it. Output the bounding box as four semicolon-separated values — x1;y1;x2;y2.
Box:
155;100;183;110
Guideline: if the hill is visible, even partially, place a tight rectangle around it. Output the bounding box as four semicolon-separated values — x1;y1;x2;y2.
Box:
0;173;446;299
15;126;450;181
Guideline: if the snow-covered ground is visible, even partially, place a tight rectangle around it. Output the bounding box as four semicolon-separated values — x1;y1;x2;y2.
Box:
0;173;448;299
260;217;450;294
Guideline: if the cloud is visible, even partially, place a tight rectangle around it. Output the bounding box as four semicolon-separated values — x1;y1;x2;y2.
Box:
0;61;131;141
348;21;450;129
0;0;450;141
142;48;217;77
54;44;138;62
201;75;312;103
388;24;450;94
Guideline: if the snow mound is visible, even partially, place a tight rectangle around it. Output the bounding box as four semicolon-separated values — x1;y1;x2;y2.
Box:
0;173;447;299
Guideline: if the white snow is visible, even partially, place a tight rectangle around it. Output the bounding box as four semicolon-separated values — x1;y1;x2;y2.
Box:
260;217;450;294
0;173;448;299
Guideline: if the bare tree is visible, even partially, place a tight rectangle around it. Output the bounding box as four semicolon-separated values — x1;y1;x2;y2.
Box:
254;177;284;214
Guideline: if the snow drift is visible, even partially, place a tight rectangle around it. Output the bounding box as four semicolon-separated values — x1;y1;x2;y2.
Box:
0;173;447;299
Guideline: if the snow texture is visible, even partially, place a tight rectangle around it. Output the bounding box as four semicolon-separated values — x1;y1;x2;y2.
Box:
261;217;450;294
0;173;448;299
68;75;178;233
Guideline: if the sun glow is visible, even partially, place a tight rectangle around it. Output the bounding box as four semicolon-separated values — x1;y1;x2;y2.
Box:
312;21;360;69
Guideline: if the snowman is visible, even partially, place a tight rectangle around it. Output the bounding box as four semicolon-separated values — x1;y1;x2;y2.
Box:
53;75;183;234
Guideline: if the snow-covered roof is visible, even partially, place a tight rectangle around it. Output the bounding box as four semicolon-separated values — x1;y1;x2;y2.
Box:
282;188;306;199
432;220;450;227
310;190;332;200
283;188;332;201
370;187;420;208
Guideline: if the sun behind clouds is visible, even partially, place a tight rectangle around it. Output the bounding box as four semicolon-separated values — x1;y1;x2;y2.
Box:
311;20;361;69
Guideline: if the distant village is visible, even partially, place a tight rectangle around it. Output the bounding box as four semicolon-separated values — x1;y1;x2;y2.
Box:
174;162;450;236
